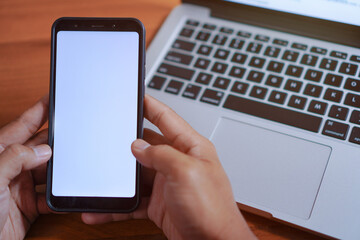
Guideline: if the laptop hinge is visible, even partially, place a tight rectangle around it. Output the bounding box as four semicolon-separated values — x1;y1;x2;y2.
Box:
183;0;360;48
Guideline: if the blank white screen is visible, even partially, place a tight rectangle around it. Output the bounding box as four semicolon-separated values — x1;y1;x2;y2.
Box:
52;31;139;197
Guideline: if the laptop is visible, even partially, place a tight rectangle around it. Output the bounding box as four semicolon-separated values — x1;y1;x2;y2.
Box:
144;0;360;239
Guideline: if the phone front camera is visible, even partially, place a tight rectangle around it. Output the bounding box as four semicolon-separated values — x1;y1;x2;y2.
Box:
112;24;116;28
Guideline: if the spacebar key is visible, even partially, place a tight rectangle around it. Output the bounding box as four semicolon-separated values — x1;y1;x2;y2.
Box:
158;63;195;81
223;95;322;133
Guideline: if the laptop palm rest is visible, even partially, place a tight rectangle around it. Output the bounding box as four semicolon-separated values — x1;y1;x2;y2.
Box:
210;117;331;219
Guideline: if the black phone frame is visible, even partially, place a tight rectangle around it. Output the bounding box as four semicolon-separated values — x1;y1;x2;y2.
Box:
47;17;145;213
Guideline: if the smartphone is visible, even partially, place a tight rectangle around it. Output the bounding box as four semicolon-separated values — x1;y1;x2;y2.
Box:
46;17;145;212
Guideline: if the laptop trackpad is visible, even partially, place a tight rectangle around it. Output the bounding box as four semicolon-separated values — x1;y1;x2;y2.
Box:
210;117;331;219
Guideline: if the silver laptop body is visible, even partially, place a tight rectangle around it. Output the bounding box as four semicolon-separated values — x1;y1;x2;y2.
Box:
144;1;360;239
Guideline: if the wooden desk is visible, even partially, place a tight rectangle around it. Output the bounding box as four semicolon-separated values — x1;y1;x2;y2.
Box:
0;0;327;239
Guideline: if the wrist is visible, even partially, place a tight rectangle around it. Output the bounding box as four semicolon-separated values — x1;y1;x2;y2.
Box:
213;210;257;240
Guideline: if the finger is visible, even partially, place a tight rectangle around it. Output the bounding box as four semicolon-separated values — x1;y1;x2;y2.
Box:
140;128;165;188
32;163;47;185
143;128;168;145
26;129;49;185
132;139;192;178
25;129;48;147
142;166;155;186
81;197;149;224
0;144;51;187
144;95;213;158
36;193;52;214
0;95;49;147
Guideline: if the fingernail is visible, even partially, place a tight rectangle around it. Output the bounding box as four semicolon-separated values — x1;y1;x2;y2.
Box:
31;145;52;161
133;139;150;151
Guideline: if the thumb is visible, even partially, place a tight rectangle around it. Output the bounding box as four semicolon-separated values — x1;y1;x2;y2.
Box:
0;144;51;187
131;139;192;177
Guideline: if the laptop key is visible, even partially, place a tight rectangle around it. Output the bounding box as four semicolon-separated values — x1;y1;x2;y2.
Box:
250;86;268;99
172;39;196;52
203;23;216;30
320;58;338;71
200;89;224;106
264;46;280;58
223;95;322;133
247;70;264;83
344;93;360;108
195;72;212;85
322;120;349;140
268;90;287;104
350;55;360;63
249;57;266;68
212;34;228;45
165;51;193;65
194;58;210;70
265;74;283;88
304;84;323;98
158;63;195;81
231;53;248;65
291;43;307;51
273;38;288;46
231;81;249;95
339;62;358;76
304;69;323;82
350;110;360;125
148;75;167;90
324;74;343;87
284;79;303;93
246;42;262;54
180;28;194;38
255;34;270;42
329;105;349;121
229;38;244;50
237;31;251;38
282;50;299;62
213;77;231;90
311;47;327;55
288;95;307;110
197;45;213;56
349;127;360;145
330;51;347;60
324;88;343;103
229;66;246;79
344;78;360;92
196;31;211;42
301;54;318;66
214;49;230;60
186;19;199;27
211;62;228;74
267;61;284;73
308;100;328;115
182;84;202;100
285;65;303;78
220;27;234;34
165;80;184;95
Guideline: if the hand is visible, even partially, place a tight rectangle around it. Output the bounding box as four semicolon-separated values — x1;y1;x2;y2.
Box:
82;95;256;240
0;96;52;240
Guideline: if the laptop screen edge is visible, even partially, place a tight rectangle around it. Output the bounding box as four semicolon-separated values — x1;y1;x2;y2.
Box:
183;0;360;48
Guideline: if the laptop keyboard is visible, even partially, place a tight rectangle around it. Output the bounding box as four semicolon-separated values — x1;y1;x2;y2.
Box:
148;19;360;145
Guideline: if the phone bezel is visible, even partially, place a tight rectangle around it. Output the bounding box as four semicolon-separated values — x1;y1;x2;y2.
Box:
47;17;145;213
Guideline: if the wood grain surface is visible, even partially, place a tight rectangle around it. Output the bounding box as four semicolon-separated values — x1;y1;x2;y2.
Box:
0;0;328;239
